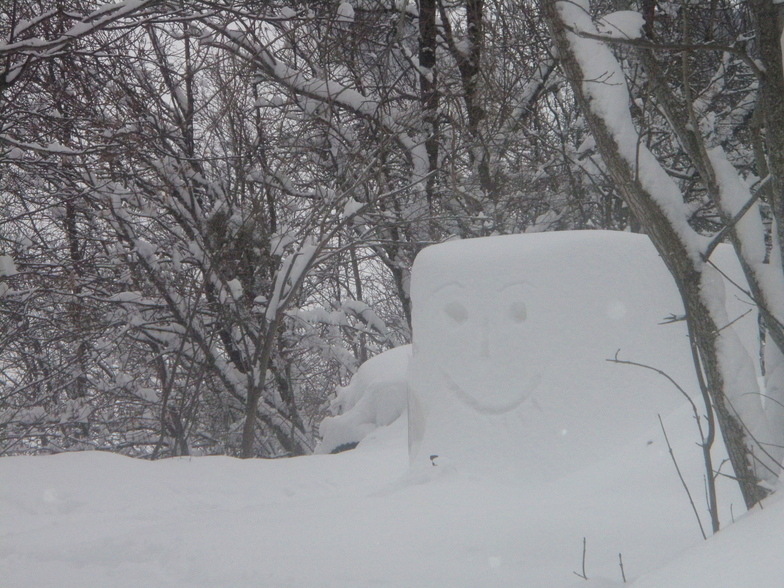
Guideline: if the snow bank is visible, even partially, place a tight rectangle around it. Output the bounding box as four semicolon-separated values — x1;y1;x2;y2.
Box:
316;344;411;454
0;402;749;588
632;490;784;587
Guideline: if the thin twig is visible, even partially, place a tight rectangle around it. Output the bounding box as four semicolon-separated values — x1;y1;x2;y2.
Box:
660;313;686;325
659;414;707;540
609;346;720;533
573;537;588;580
619;553;627;584
608;352;701;421
715;309;753;334
723;395;780;480
703;186;765;262
683;318;720;534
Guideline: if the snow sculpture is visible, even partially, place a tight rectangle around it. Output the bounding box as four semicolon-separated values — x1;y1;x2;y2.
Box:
408;231;753;481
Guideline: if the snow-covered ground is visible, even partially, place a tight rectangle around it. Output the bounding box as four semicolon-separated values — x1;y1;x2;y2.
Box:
2;231;780;587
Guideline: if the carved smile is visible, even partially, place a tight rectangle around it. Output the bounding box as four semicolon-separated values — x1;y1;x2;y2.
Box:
441;369;536;415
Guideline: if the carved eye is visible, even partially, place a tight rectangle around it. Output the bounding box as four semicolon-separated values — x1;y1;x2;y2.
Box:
508;300;527;323
444;300;468;324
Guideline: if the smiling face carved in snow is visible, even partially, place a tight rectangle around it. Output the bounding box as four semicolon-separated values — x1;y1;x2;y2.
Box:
417;281;540;414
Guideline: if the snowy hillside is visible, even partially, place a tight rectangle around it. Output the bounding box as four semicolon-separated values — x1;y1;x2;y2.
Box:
2;231;779;587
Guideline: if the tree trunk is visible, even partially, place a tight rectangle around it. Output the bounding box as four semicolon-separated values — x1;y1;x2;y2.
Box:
419;0;439;212
240;322;278;458
750;0;784;277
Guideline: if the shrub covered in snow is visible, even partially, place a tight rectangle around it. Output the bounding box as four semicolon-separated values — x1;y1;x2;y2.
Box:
316;345;411;454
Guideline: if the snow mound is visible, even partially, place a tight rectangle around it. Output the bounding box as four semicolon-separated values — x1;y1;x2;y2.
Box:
316;344;411;453
632;489;784;587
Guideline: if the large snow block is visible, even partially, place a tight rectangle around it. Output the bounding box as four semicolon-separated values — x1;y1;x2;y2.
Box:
408;231;703;481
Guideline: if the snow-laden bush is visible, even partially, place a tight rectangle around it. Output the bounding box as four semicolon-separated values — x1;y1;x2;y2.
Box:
316;345;411;454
